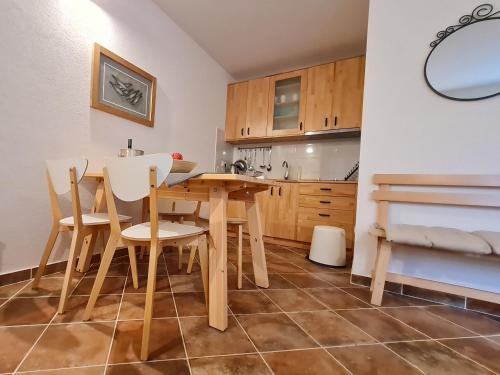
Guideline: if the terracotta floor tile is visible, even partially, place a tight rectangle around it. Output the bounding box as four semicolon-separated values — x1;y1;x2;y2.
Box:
264;289;327;312
263;349;348;375
19;322;114;371
290;311;376;346
288;259;343;273
328;344;422;375
180;316;255;357
124;274;171;293
53;295;121;323
440;337;500;373
169;275;204;293
388;340;493;375
228;290;280;314
109;318;185;363
281;273;333;288
106;359;190;374
0;325;45;373
73;277;126;295
489;335;500;344
337;309;426;342
266;261;307;274
262;274;297;289
134;262;168;276
237;313;318;352
118;293;176;320
0;297;57;326
190;354;272;375
228;274;256;290
20;366;105;374
0;280;30;298
20;278;65;297
424;305;500;335
87;262;130;277
342;287;434;307
173;292;207;317
316;272;354;287
382;307;477;338
307;288;370;309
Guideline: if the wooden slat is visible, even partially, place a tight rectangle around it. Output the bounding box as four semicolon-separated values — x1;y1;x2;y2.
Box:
373;174;500;188
372;190;500;208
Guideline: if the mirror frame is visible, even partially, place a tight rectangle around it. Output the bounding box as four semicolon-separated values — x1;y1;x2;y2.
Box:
424;3;500;101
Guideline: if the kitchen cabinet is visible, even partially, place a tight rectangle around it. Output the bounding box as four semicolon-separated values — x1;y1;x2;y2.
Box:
225;82;248;141
245;77;269;138
267;70;308;137
262;182;298;240
304;63;335;132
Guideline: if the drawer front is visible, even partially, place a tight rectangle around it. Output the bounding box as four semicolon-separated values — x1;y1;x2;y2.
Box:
298;195;355;211
298;183;356;197
298;207;354;225
296;219;353;247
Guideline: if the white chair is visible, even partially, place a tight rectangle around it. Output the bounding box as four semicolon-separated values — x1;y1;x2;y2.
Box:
188;202;246;289
83;153;208;361
33;158;135;314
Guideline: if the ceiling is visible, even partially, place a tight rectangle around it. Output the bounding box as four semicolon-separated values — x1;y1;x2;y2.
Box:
153;0;369;80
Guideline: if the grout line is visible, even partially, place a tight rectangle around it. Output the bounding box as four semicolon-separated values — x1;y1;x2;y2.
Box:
0;280;35;309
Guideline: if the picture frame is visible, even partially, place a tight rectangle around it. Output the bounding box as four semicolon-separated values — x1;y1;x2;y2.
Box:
91;43;156;127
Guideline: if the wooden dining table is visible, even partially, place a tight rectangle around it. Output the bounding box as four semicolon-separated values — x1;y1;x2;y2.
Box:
83;171;273;331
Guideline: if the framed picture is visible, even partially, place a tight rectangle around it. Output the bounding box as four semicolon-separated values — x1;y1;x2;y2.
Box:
91;43;156;127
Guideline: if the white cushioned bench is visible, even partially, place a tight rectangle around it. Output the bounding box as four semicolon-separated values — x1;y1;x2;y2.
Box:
369;174;500;306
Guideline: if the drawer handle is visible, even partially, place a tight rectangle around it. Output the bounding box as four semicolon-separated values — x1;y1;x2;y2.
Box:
318;213;331;217
319;200;331;204
278;187;282;196
320;188;332;191
270;187;273;196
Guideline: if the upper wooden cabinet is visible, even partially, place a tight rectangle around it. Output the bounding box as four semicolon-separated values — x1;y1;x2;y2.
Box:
225;82;248;141
245;77;269;138
304;63;335;132
267;70;308;137
331;56;365;130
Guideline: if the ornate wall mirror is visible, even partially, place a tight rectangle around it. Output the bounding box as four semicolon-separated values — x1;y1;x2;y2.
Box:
425;4;500;101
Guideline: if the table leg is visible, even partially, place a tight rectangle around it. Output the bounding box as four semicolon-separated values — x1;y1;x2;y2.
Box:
208;184;228;331
77;179;106;272
245;199;269;288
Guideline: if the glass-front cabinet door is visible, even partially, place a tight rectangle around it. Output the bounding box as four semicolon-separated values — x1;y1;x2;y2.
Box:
267;69;308;136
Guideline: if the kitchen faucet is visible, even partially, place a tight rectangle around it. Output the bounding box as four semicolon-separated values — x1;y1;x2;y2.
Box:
282;161;289;180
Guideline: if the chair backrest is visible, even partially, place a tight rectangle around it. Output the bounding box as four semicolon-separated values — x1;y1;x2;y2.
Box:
105;153;173;202
372;174;500;229
46;158;88;195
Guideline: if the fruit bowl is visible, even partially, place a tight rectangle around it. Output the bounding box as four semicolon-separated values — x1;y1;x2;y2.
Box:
171;160;197;173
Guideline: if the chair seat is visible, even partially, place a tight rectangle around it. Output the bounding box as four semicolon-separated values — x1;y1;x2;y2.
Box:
159;211;194;216
121;221;206;241
60;213;131;227
227;217;247;225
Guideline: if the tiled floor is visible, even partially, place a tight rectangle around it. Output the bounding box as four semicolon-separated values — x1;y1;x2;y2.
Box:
0;239;499;374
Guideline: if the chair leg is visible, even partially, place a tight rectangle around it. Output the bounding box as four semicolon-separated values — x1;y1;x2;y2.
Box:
237;224;243;289
83;235;119;320
370;238;382;292
128;246;139;289
197;235;209;307
186;246;197;274
178;246;183;270
32;226;59;289
77;230;98;273
141;241;160;361
58;229;85;314
370;240;392;306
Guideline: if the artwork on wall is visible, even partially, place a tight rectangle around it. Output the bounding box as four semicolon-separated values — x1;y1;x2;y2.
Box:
91;43;156;127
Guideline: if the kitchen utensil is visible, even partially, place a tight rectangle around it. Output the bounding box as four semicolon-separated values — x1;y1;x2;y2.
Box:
232;159;247;175
260;148;266;169
282;160;289;180
266;148;272;172
344;161;359;181
119;138;144;157
248;149;255;172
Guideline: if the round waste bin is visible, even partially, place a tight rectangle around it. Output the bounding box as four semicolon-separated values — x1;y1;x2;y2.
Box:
307;225;346;267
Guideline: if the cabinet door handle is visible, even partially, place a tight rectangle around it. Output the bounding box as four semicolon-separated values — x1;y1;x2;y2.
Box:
334;116;338;126
247;127;250;136
319;213;331;217
299;121;303;131
240;128;244;136
278;187;282;196
270;187;273;196
319;200;331;204
320;188;332;191
324;117;328;127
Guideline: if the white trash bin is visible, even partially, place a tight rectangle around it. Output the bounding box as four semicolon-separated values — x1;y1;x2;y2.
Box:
308;225;346;267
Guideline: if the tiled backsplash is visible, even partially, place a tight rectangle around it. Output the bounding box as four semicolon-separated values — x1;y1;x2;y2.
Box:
214;129;360;180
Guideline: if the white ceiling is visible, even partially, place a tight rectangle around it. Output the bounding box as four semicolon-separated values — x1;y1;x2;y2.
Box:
153;0;369;80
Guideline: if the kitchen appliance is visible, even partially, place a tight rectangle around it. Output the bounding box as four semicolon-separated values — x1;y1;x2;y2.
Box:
119;139;144;157
231;159;247;175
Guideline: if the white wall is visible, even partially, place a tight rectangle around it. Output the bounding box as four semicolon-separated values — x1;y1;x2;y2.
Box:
353;0;500;293
0;0;231;274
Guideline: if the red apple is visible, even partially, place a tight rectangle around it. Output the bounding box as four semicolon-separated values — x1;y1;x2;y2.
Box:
172;152;183;160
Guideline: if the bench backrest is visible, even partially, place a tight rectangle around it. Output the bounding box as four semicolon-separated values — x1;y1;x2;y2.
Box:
372;174;500;230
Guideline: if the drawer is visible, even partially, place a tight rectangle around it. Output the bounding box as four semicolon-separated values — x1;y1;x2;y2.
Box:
298;207;354;225
298;183;356;197
296;219;353;247
298;195;355;211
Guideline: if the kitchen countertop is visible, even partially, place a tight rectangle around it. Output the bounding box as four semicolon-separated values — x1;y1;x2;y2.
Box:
274;179;357;184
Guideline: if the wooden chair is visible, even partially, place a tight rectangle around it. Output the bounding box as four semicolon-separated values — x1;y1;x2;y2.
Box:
187;202;246;289
33;158;135;314
370;174;500;307
83;153;209;361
